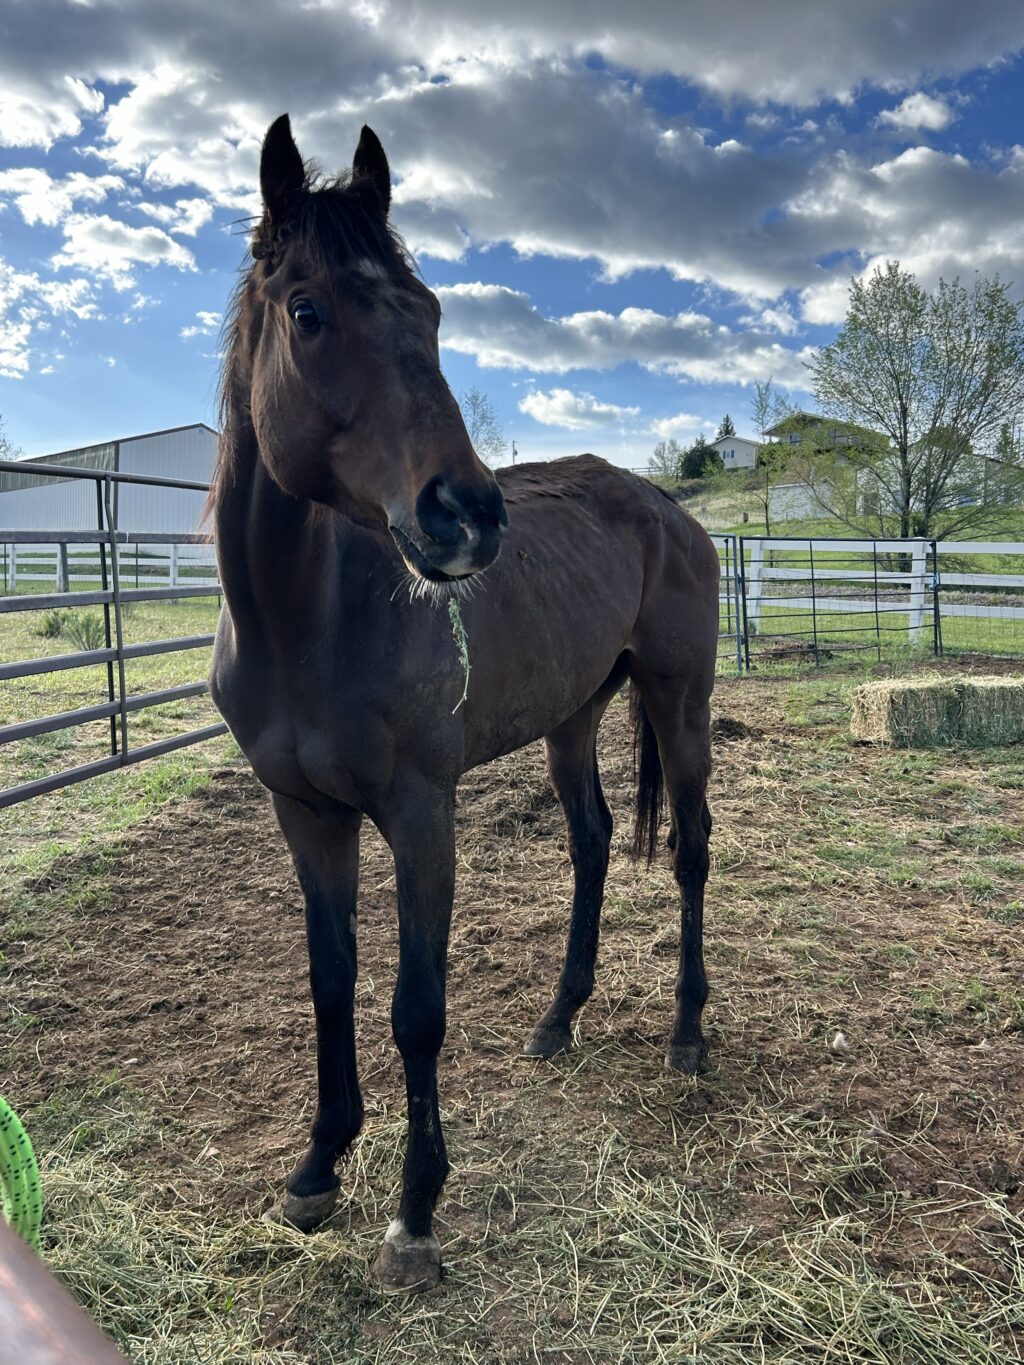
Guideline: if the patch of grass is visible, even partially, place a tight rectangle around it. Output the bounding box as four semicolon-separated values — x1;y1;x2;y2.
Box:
37;608;67;639
0;597;225;793
63;611;107;652
26;1088;1024;1365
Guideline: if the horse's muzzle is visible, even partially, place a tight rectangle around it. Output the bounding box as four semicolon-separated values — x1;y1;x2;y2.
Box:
391;476;507;580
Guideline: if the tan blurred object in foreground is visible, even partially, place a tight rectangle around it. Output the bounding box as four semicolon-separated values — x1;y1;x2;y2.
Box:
0;1218;128;1364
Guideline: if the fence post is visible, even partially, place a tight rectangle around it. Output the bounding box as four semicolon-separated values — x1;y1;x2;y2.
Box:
746;538;763;630
731;535;744;673
930;539;942;655
909;539;926;643
57;543;69;592
169;543;179;588
9;543;16;592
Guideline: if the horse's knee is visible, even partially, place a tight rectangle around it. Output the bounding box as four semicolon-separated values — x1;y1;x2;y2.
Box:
391;976;445;1059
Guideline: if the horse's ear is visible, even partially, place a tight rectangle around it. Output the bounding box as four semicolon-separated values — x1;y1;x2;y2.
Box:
352;125;390;217
260;114;305;222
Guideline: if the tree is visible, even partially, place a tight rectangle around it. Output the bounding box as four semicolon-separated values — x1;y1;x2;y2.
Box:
805;262;1024;538
0;415;17;462
680;434;723;479
716;414;736;440
459;387;507;466
750;378;795;535
648;437;685;482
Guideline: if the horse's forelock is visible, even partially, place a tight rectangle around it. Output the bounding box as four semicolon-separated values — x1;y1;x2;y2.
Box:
250;172;410;278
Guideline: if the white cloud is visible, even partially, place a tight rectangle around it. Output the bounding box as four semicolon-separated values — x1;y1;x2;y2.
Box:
793;144;1024;321
0;1;1020;170
0;318;32;379
799;275;853;326
438;283;816;387
650;412;712;440
519;388;641;431
742;305;801;336
136;198;214;236
180;309;221;339
0;169;124;226
52;214;196;290
877;92;955;133
0;258;100;377
33;278;99;320
0;75;103;150
0;0;1019;375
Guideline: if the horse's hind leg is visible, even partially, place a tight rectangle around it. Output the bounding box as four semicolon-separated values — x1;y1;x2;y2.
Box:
524;695;614;1058
632;675;713;1075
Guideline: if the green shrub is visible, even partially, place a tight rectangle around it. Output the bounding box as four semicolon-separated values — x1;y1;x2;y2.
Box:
64;611;106;652
37;609;67;639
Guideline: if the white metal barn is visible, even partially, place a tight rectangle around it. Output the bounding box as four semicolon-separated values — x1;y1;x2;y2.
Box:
0;424;218;535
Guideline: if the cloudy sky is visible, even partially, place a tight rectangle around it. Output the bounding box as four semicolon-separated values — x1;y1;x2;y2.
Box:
1;2;1023;464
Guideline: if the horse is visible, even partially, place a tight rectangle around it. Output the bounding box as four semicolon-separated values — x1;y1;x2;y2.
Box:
210;114;720;1295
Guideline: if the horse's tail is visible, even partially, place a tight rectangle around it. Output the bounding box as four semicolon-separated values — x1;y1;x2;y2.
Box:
631;686;664;864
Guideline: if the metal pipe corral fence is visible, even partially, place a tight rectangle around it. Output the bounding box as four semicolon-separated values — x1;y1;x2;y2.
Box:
0;458;226;810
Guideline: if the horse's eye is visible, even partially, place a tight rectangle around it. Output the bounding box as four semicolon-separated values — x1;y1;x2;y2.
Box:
290;300;320;332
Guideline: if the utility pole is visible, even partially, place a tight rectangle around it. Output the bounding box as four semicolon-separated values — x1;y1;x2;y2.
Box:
511;440;518;465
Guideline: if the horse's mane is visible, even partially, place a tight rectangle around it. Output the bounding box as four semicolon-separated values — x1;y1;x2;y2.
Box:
210;167;416;516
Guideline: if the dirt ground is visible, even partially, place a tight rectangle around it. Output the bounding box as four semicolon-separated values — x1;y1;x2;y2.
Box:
3;674;1024;1362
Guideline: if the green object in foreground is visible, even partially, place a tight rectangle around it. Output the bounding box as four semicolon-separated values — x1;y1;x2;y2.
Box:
448;597;471;713
0;1097;42;1250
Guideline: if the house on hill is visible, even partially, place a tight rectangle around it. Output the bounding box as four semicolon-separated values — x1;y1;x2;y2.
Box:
709;433;758;470
764;411;882;453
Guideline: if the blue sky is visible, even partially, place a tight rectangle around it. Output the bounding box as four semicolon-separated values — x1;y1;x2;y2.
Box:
1;1;1023;463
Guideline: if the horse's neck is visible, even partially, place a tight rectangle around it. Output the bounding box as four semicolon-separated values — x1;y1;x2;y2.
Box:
215;427;352;641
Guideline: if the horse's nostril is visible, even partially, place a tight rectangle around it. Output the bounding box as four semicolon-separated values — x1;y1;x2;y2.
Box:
415;475;507;552
435;481;463;520
415;476;461;547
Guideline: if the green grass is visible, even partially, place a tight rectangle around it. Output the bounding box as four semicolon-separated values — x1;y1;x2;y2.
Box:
0;596;228;793
1;596;240;873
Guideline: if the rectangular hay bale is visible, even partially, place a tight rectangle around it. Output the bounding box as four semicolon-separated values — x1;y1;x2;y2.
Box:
851;675;1024;747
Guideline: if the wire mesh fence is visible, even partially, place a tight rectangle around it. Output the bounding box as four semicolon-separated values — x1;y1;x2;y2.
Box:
730;535;1024;671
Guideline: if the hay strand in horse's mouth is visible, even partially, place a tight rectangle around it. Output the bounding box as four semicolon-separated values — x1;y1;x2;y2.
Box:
448;597;471;712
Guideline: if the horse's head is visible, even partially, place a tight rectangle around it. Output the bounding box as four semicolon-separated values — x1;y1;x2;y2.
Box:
235;114;506;582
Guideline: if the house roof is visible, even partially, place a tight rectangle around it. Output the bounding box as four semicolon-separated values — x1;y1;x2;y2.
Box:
710;433;758;448
764;410;880;443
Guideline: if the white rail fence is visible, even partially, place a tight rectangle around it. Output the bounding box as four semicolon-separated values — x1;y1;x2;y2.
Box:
710;535;1024;665
1;540;219;593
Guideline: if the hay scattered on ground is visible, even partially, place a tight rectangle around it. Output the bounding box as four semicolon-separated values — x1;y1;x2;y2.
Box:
4;679;1024;1363
851;675;1024;747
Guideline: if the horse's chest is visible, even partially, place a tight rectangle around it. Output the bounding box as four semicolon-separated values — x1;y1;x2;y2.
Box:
213;651;387;809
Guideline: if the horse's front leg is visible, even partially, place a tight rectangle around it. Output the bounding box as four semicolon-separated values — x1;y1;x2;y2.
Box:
272;794;363;1231
371;779;455;1294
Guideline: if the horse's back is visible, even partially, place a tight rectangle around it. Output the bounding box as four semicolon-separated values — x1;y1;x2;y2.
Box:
497;454;719;602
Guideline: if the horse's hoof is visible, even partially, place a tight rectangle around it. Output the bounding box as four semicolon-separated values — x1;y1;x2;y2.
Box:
522;1025;572;1059
665;1042;709;1075
273;1185;339;1233
371;1221;442;1295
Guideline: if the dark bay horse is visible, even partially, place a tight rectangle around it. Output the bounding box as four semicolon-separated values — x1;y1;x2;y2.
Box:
210;115;720;1294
